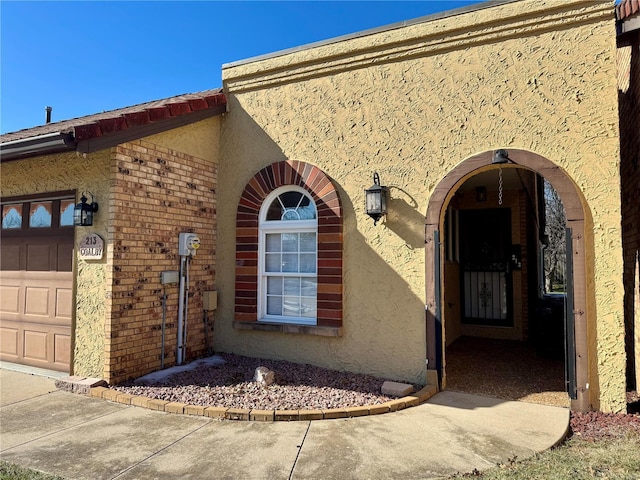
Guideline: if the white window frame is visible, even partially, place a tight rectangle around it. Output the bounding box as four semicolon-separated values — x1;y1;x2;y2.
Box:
258;186;318;325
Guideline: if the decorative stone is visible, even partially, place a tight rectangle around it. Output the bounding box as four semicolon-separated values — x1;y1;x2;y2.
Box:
55;376;108;395
253;366;275;386
381;381;414;398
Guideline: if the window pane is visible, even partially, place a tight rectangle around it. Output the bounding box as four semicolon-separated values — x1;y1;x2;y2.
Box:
265;191;316;221
283;277;300;296
267;276;283;295
280;191;303;209
299;205;316;219
266;253;281;272
60;200;74;226
301;278;317;297
282;254;298;272
283;297;300;316
266;234;281;252
300;298;317;317
2;204;22;229
282;233;298;252
300;254;316;273
282;209;300;220
29;202;52;228
299;233;316;252
266;199;284;221
298;196;316;220
267;296;282;315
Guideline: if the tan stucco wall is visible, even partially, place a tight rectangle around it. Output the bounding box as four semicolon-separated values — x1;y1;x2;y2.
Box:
144;116;221;163
220;0;625;409
1;150;111;377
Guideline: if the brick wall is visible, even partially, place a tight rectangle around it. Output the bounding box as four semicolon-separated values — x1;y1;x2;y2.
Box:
618;34;639;390
105;139;217;384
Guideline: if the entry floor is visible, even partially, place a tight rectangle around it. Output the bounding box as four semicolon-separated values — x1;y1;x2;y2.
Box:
445;336;571;408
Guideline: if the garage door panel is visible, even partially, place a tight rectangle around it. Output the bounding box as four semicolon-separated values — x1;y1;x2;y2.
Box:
1;244;22;270
57;241;74;272
0;272;72;370
25;286;50;317
55;288;73;319
54;334;71;366
0;326;19;356
26;244;53;271
23;330;48;361
0;285;20;315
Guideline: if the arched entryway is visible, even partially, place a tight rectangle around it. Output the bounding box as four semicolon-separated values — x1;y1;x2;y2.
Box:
425;149;589;412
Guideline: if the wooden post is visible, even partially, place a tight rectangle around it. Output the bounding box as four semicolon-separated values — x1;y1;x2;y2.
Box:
635;252;640;392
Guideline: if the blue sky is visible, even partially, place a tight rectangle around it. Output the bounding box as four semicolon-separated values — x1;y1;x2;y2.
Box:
1;1;480;134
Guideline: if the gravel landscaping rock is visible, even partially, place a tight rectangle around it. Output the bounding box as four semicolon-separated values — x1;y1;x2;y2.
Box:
113;353;411;410
568;391;640;440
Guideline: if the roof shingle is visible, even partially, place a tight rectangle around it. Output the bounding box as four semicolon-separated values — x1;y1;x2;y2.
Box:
617;0;639;21
1;89;226;144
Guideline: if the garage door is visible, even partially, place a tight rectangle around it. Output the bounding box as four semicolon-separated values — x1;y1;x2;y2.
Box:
0;193;75;372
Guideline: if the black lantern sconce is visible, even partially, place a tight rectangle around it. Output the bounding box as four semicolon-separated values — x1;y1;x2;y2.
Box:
364;172;388;226
74;192;99;227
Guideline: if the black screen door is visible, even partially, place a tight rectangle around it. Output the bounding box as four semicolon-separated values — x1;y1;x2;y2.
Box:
460;209;513;327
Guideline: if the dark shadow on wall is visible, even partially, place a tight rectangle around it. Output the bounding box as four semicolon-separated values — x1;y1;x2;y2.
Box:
618;32;639;393
384;186;425;250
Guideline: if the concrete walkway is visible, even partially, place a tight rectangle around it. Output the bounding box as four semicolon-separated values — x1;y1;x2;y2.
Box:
0;368;570;480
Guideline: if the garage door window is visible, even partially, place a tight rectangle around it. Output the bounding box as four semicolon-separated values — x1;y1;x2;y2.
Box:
2;204;22;229
29;201;53;228
1;195;75;233
60;200;75;226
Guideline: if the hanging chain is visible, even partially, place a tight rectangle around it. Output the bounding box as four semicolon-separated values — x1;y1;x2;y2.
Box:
498;167;504;206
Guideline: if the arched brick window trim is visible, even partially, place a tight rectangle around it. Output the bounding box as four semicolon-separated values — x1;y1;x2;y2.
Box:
235;160;343;328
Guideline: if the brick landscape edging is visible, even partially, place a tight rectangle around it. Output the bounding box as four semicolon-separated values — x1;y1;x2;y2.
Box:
89;385;438;421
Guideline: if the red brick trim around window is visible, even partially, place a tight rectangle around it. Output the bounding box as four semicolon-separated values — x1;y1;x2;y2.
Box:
235;160;343;328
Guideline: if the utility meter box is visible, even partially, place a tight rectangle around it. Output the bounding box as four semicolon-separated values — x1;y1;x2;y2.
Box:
179;233;200;256
203;291;218;311
160;270;179;285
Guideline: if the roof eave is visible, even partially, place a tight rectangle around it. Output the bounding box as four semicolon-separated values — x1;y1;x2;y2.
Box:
0;101;226;162
0;132;76;162
76;103;226;154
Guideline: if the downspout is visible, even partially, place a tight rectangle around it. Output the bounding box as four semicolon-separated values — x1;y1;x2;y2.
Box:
177;256;186;365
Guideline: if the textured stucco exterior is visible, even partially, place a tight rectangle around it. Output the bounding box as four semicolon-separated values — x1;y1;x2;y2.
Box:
144;116;221;163
1;150;111;377
220;0;626;410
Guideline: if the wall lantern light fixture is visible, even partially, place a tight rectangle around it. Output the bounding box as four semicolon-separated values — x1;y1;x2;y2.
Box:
74;192;99;227
364;172;388;226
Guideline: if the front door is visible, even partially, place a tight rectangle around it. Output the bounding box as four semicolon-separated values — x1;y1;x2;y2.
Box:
459;209;512;327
